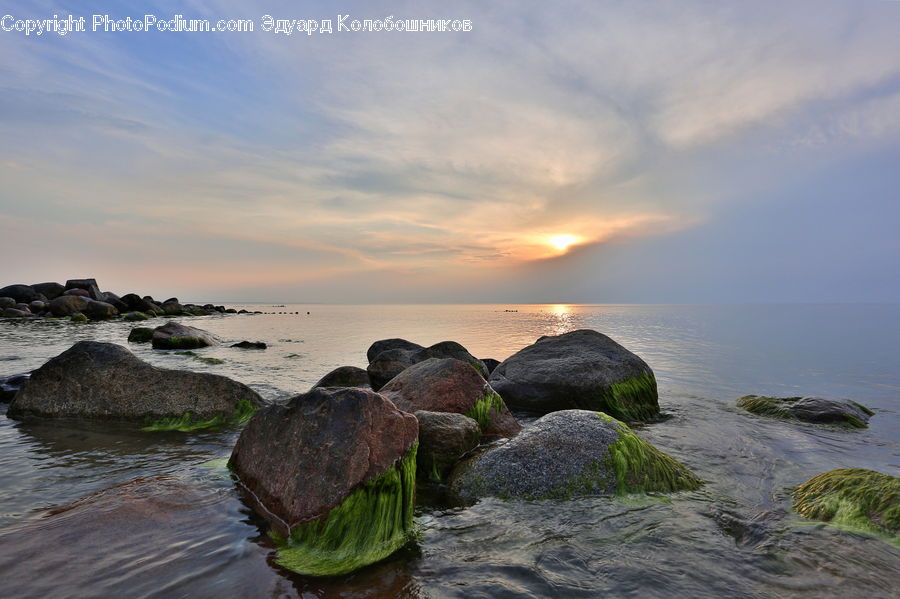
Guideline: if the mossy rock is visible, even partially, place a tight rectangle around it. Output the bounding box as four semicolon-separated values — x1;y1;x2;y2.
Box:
792;468;899;544
128;327;153;343
142;398;257;431
70;313;88;323
738;395;873;428
123;311;150;322
450;409;701;502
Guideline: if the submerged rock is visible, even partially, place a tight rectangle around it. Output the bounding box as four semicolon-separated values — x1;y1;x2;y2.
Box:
792;468;899;542
229;387;418;576
488;329;660;421
366;338;488;390
151;321;219;349
415;410;481;481
312;365;371;389
0;373;29;402
123;311;149;322
231;340;267;350
737;395;873;428
7;341;263;429
449;410;701;502
379;358;520;439
128;327;153;343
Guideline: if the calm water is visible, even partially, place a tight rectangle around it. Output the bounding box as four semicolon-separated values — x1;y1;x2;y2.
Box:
0;304;898;598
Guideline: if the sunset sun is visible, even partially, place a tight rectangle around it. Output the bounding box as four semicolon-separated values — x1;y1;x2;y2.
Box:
548;234;578;252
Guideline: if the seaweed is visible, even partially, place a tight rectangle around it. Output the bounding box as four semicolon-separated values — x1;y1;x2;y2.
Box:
599;372;659;421
142;398;258;432
464;391;505;431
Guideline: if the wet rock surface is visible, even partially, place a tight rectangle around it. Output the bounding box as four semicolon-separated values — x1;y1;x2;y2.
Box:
151;321;220;349
415;410;481;481
737;395;874;428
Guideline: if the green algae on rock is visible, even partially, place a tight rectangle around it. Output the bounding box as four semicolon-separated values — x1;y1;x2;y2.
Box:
449;409;701;502
142;398;257;432
463;390;506;432
737;395;873;428
229;387;419;576
792;468;899;543
271;444;418;576
127;327;153;343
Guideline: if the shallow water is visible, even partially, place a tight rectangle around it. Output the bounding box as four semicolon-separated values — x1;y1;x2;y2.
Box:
0;304;898;598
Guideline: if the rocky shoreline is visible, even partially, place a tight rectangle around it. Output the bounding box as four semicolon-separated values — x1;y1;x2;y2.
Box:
1;324;896;577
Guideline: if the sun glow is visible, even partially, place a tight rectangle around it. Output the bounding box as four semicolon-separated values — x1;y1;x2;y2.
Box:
548;234;578;252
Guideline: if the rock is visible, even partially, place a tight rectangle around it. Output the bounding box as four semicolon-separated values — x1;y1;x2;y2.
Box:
226;308;238;313
792;468;899;540
482;358;500;374
0;284;41;303
163;297;179;305
49;295;89;316
128;327;154;343
449;410;701;502
30;282;65;300
415;411;481;481
28;300;47;313
7;340;263;428
64;288;91;298
737;395;874;428
366;338;488;390
366;338;424;363
151;321;219;349
101;292;129;313
0;373;28;402
81;299;118;320
379;358;520;439
64;278;102;300
231;341;267;350
161;301;184;315
0;297;16;310
121;293;157;313
14;303;30;312
70;313;88;323
3;308;31;318
488;329;660;421
123;311;149;321
229;387;418;576
312;365;370;389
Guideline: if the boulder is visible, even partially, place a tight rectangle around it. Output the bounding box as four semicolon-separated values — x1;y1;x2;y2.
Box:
449;410;701;502
0;284;41;303
49;295;89;316
121;293;157;313
792;468;899;540
229;387;418;576
161;301;184;315
366;338;423;363
379;358;520;439
30;282;65;300
64;288;91;298
163;297;179;305
366;338;488;390
737;395;874;428
81;299;118;320
101;292;129;313
231;341;267;350
64;278;102;300
128;327;154;343
0;373;28;402
482;358;500;374
28;300;47;313
0;297;16;310
312;365;370;389
415;411;481;481
151;321;219;349
488;329;660;421
70;313;88;323
123;311;149;321
3;308;31;318
7;341;263;429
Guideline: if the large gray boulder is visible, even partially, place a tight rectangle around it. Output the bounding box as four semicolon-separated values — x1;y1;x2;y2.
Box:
0;284;41;304
49;295;88;316
151;321;219;349
30;282;65;300
737;395;874;428
229;387;418;576
7;341;263;428
415;410;481;481
64;278;102;301
449;410;701;502
366;338;488;390
311;365;370;389
379;358;520;439
488;329;659;421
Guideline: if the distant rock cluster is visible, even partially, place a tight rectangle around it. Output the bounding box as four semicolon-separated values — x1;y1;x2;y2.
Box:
0;278;240;321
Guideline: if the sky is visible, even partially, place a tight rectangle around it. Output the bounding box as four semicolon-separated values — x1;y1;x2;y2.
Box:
1;0;898;303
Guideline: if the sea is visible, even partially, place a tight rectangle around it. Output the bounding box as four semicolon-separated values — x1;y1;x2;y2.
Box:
0;303;898;598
